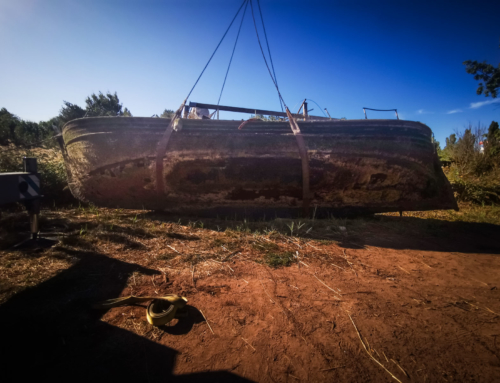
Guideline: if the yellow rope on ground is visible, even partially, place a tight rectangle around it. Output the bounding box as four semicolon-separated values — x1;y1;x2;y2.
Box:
93;295;188;326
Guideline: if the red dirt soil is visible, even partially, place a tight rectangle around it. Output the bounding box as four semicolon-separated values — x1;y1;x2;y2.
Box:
103;243;500;382
1;212;499;383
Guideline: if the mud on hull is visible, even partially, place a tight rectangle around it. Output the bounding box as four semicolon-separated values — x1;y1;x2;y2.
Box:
61;117;457;215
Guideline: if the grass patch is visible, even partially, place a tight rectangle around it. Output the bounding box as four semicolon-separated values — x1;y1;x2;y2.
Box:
252;241;280;253
264;251;295;268
157;253;177;261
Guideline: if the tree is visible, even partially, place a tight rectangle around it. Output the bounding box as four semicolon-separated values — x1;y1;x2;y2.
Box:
85;92;128;117
486;120;500;158
160;109;175;118
123;107;132;117
440;133;456;164
463;44;500;99
0;108;20;144
445;133;457;148
59;101;86;125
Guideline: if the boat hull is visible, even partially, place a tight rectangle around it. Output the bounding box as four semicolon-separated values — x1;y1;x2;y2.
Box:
61;117;457;216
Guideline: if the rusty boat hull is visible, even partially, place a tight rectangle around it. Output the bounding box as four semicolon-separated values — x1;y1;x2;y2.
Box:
60;117;457;216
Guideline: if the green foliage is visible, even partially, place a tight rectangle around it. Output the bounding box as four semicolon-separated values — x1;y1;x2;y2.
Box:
440;122;500;205
123;107;132;117
485;121;500;159
84;92;129;117
0;108;56;147
451;177;500;205
0;108;20;145
160;109;175;118
463;44;500;99
254;114;281;121
59;101;85;125
0;149;71;204
264;251;295;268
440;125;494;176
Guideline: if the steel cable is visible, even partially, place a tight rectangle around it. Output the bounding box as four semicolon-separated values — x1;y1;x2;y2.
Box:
185;0;248;101
256;0;283;112
216;0;250;111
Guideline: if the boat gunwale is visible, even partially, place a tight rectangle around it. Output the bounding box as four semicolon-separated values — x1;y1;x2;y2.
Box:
62;116;433;135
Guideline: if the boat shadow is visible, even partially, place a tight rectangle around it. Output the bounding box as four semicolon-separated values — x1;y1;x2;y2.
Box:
0;246;253;383
142;211;500;255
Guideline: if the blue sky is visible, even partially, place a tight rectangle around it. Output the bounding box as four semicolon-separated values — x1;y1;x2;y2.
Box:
1;0;499;146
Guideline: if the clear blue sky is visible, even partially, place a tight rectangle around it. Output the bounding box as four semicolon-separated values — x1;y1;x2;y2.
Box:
1;0;499;145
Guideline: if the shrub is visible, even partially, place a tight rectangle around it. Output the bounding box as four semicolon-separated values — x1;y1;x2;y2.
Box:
264;251;295;268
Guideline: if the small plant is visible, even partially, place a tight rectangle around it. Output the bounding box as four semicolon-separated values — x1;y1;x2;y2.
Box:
264;251;296;268
79;224;88;236
252;241;279;253
286;220;306;236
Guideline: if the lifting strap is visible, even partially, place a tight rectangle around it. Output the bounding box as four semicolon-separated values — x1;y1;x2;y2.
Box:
249;0;310;215
93;294;188;326
155;1;247;195
156;0;311;215
285;108;311;216
155;99;187;196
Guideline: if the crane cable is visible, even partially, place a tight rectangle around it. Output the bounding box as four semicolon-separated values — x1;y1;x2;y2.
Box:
216;0;250;115
156;0;248;196
249;0;310;215
185;0;248;102
256;0;283;112
249;0;286;109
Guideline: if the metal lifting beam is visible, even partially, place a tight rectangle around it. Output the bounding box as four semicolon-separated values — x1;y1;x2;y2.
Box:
186;102;330;120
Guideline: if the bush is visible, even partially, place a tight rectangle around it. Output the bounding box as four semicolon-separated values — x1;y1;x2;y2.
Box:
450;177;500;205
264;251;296;268
0;149;73;206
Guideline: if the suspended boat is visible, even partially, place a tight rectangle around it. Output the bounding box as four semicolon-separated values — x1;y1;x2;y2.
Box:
58;2;457;217
59;104;458;217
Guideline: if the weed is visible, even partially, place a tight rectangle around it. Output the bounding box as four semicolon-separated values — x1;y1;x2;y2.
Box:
157;253;177;261
79;224;88;236
252;241;280;253
264;251;296;268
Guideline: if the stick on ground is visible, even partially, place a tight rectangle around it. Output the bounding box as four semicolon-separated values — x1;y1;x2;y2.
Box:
347;312;402;383
259;278;275;304
241;337;256;351
199;309;214;334
312;273;342;299
321;365;345;371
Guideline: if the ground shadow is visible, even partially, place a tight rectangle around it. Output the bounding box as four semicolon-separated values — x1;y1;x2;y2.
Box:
158;305;204;336
142;210;500;255
0;246;253;383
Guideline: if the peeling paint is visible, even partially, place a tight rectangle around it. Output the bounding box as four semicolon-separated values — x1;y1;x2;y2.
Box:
60;117;458;214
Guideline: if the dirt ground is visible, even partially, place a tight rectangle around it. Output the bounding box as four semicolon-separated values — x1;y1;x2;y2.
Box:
0;206;499;382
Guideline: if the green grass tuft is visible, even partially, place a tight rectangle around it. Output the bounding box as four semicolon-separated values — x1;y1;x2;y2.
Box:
264;251;295;268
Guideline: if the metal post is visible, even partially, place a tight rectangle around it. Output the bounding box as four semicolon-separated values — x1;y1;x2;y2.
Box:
29;200;40;240
395;110;399;120
363;109;367;119
23;157;37;173
24;157;40;240
324;108;332;119
303;102;308;120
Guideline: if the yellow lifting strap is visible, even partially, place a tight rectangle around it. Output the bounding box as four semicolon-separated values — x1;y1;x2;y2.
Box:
93;294;188;326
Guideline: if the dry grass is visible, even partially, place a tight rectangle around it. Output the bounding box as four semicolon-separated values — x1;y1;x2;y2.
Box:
0;200;498;305
0;249;75;304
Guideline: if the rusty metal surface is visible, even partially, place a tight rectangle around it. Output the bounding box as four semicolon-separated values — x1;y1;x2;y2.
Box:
60;117;458;215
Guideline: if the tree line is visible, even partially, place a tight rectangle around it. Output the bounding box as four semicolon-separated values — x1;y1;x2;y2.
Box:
0;92;174;147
